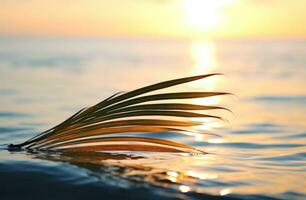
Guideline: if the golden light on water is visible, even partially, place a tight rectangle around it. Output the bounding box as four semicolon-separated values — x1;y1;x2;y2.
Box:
207;138;225;144
179;185;191;193
187;170;218;180
220;188;232;196
190;41;218;94
189;40;223;133
167;171;179;178
166;171;178;182
191;41;216;76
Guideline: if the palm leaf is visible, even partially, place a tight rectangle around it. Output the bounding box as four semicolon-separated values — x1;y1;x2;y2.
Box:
59;144;190;153
48;136;200;151
31;126;192;148
32;126;219;149
8;73;229;154
29;119;201;148
104;103;230;114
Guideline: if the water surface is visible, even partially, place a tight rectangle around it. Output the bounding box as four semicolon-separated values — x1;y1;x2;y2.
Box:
0;37;305;200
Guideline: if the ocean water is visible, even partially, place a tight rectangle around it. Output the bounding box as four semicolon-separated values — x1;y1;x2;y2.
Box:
0;37;305;200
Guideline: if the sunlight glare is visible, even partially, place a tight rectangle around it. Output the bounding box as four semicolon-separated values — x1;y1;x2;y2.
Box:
191;41;216;75
220;188;232;196
187;171;218;180
190;41;219;106
183;0;235;32
167;171;179;178
208;138;225;144
179;185;191;193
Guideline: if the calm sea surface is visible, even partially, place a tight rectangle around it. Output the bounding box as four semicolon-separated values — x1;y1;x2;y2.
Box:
0;37;305;200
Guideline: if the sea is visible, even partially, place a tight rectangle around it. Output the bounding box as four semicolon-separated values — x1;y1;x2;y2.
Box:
0;37;305;200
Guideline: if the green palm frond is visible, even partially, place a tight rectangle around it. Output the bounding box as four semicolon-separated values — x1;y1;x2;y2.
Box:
8;73;230;154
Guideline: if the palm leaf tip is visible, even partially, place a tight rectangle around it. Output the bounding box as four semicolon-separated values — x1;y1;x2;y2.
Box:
9;73;229;154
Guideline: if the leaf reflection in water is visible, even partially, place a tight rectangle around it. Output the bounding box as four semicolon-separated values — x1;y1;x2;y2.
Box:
33;149;223;195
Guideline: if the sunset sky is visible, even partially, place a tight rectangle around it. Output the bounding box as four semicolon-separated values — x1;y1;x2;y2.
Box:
1;0;305;39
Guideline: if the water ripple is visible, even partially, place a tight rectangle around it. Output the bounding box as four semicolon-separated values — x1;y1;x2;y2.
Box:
252;95;306;104
0;112;29;118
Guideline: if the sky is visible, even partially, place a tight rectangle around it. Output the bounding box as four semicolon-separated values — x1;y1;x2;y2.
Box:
0;0;305;39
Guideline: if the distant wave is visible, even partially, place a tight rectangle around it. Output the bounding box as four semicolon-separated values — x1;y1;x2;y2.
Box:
252;95;306;104
0;112;29;118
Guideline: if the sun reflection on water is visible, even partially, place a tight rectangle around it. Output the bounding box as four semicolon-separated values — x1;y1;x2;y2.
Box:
189;40;225;135
191;40;219;103
187;170;218;180
220;188;232;196
179;185;191;193
191;41;216;76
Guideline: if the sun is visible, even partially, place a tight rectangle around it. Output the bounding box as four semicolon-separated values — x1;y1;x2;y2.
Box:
183;0;235;32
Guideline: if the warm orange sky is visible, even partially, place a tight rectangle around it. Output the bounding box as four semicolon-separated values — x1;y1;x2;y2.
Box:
0;0;305;39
